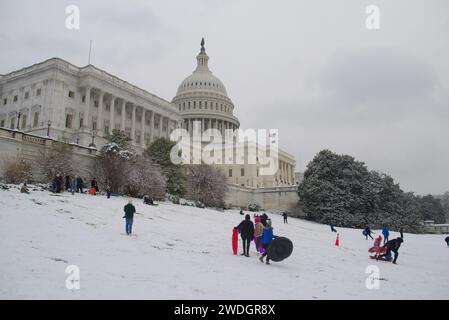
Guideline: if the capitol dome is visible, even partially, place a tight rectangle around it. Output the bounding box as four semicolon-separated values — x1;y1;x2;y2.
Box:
172;38;240;135
176;71;228;97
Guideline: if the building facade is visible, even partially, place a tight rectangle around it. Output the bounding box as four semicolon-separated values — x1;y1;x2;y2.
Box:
0;40;300;210
172;39;297;189
0;58;181;151
172;39;240;136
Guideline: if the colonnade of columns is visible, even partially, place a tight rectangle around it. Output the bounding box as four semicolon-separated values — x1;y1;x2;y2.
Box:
182;118;238;137
82;87;177;147
277;160;295;185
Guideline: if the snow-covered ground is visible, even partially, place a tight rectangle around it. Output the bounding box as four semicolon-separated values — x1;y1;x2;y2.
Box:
0;188;448;299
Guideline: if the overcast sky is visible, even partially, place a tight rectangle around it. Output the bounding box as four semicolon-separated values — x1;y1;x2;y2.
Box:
1;0;448;195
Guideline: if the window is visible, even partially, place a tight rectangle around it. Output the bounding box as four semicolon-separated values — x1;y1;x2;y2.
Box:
33;112;39;127
188;102;191;109
13;95;18;102
10;118;16;129
65;114;73;128
92;121;97;131
3;98;7;105
82;95;86;103
199;101;202;109
36;88;41;96
94;100;99;107
104;126;109;135
25;92;30;99
241;168;245;177
229;169;233;177
68;91;75;99
0;120;5;127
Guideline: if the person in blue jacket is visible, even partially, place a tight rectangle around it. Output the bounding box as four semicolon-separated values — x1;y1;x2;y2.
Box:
259;219;278;265
382;227;390;245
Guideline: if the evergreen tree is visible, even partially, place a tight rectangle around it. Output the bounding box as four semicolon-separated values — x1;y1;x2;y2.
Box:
298;149;425;232
144;138;186;197
104;129;132;149
417;195;447;224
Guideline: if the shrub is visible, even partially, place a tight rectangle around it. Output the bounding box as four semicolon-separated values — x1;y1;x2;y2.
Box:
2;156;33;184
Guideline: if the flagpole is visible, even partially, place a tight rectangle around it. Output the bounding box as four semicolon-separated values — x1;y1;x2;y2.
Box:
88;40;92;65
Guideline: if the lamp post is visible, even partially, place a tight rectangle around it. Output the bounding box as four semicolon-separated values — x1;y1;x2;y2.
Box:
46;120;51;137
16;112;22;130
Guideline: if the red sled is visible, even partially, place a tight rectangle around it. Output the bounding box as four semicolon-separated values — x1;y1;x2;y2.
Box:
232;228;238;255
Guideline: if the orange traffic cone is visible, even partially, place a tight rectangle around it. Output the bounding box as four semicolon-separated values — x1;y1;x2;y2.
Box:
335;233;340;246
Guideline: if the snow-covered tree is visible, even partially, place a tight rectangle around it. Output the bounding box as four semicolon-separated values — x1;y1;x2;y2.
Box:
38;142;75;181
145;138;186;197
2;155;33;184
186;164;228;208
95;142;134;193
123;157;167;199
298;149;424;232
104;129;132;149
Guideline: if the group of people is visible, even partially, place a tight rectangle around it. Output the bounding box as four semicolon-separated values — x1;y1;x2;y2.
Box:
369;234;404;264
143;195;155;205
49;175;112;197
51;174;86;194
364;224;407;264
235;212;278;265
363;225;403;242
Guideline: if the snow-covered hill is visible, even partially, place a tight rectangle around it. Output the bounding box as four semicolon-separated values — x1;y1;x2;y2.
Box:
0;188;448;299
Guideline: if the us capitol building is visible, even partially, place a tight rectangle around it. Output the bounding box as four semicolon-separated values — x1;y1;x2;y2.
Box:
0;39;299;210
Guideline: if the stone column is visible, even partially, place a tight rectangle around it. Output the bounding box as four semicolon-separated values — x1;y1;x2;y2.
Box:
149;111;155;143
97;91;105;135
166;118;170;139
141;108;146;147
120;100;126;131
109;95;116;135
84;87;91;130
284;163;287;184
159;115;163;138
131;104;136;141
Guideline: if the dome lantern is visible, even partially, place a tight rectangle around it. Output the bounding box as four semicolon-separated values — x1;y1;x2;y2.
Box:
196;37;210;72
